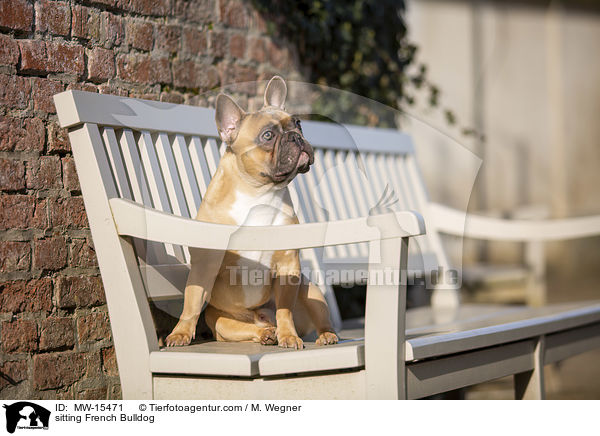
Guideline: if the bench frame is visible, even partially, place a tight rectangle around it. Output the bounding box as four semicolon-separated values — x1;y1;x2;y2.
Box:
54;90;600;399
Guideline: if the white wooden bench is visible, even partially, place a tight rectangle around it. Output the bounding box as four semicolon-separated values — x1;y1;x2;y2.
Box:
54;90;600;400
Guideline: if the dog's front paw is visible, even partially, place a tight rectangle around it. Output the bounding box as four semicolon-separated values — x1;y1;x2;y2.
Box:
165;331;192;347
259;327;277;345
316;331;339;346
166;319;197;347
278;334;304;349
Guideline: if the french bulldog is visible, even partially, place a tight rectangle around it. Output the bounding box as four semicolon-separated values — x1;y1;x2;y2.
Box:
166;76;339;349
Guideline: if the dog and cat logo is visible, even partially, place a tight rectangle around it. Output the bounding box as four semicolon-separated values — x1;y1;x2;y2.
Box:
2;402;50;433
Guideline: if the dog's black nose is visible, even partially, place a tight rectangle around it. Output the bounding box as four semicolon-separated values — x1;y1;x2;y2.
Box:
285;131;305;150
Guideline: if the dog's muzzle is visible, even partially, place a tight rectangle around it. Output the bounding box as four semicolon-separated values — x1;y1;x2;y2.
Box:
273;131;314;180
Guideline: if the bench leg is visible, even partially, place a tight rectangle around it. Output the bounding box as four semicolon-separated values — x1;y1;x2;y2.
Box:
514;336;546;399
524;240;547;306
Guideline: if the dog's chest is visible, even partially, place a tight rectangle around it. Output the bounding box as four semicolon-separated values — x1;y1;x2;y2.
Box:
229;188;290;266
227;188;293;307
228;188;290;227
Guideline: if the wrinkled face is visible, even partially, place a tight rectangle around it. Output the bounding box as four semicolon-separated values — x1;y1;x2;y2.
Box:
215;76;314;187
232;109;314;185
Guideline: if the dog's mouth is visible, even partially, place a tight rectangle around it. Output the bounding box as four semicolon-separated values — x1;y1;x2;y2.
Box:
272;151;311;182
271;132;313;182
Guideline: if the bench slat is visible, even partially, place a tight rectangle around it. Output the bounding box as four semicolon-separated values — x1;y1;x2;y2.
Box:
188;136;212;198
102;127;133;200
172;134;202;217
155;133;192;262
119;129;153;207
204;138;221;177
139;131;185;263
156;133;190;218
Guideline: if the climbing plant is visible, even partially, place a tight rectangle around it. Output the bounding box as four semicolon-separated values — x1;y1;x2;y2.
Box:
252;0;473;134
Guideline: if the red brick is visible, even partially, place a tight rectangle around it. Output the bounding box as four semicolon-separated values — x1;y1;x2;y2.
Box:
182;27;206;55
33;198;48;228
173;60;199;88
0;34;19;66
0;158;25;191
70;238;97;268
50;196;88;228
0;360;28;389
0;74;31;109
0;195;47;231
62;157;80;191
26;156;62;189
248;37;266;63
0;279;53;313
66;82;98;93
32;78;65;113
71;5;100;40
78;386;107;400
87;47;115;82
174;61;219;91
0;241;31;272
39;317;75;351
98;84;128;96
129;91;159;101
0;116;45;153
33;351;85;390
268;41;291;70
173;0;214;23
229;33;246;59
251;9;268;33
21;40;84;75
116;53;171;84
209;31;227;58
116;0;170;16
218;62;257;87
35;0;71;36
48;121;70;153
77;312;111;343
93;0;116;6
155;24;180;53
56;276;105;309
49;42;85;76
1;320;38;353
101;346;118;376
160;91;184;104
33;236;68;271
125;19;153;51
18;40;46;72
0;195;31;229
83;349;101;377
100;12;124;48
0;0;33;31
219;0;248;28
21;40;86;76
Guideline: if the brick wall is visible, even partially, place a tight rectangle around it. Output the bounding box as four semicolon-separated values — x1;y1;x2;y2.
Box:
0;0;303;399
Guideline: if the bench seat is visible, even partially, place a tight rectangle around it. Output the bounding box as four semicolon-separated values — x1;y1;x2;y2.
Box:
150;301;600;379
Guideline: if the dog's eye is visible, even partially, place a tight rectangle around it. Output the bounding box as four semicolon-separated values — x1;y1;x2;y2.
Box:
261;130;274;141
295;119;302;130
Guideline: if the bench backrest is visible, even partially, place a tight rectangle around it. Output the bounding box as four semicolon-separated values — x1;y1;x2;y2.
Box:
54;90;454;331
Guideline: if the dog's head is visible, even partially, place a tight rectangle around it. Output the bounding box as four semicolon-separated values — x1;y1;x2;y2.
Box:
215;76;314;186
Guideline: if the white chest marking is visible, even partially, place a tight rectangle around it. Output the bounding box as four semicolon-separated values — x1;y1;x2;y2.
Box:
229;188;287;227
229;188;294;307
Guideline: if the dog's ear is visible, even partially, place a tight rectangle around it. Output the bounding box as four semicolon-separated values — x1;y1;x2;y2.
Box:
263;76;287;109
215;93;245;144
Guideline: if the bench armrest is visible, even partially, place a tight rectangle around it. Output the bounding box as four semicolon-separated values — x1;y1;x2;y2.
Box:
109;198;425;251
429;202;600;241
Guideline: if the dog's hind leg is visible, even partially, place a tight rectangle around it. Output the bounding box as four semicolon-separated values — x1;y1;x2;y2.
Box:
204;305;277;345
